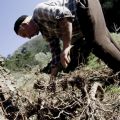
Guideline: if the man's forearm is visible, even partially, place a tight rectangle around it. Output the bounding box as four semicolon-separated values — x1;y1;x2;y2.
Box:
58;18;73;68
59;18;73;50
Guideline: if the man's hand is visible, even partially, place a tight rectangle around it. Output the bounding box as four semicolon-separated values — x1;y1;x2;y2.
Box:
60;45;73;68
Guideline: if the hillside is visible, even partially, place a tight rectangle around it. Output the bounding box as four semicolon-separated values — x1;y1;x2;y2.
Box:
13;35;49;55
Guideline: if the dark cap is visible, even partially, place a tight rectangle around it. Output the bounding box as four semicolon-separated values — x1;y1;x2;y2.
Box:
14;15;28;34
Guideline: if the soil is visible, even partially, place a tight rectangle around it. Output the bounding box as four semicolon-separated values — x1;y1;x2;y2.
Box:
0;64;120;120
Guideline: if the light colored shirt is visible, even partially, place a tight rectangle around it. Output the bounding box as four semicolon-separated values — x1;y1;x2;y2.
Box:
32;0;83;67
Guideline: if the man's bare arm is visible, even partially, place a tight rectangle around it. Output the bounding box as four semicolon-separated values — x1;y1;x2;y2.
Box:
58;18;73;68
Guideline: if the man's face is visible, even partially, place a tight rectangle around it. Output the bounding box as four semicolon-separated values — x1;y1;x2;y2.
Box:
18;24;30;38
18;17;39;39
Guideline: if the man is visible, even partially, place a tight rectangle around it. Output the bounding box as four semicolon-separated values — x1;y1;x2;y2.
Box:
14;0;120;77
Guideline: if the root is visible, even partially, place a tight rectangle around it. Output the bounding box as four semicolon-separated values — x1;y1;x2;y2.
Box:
0;67;119;120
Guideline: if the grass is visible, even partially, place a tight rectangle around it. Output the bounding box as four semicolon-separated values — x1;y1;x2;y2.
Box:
105;85;120;94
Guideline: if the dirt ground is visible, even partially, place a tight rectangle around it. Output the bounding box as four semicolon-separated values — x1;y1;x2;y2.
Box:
0;63;120;120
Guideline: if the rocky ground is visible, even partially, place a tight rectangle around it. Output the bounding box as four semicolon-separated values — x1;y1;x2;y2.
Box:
0;55;120;120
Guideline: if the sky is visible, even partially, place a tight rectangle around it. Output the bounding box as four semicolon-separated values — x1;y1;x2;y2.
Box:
0;0;45;57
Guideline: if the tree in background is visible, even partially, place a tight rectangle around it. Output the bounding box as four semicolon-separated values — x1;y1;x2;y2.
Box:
100;0;120;33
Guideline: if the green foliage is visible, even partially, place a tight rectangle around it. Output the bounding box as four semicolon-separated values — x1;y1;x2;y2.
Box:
35;52;51;69
101;0;114;9
105;85;120;94
100;0;120;33
87;53;105;69
111;33;120;43
14;36;50;55
5;36;51;71
5;50;38;71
